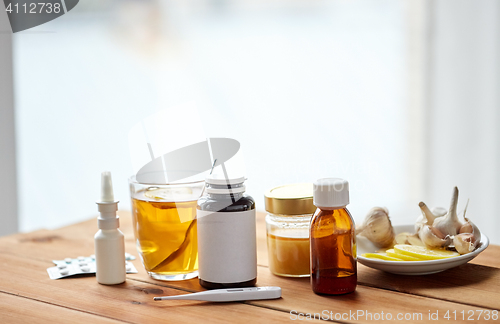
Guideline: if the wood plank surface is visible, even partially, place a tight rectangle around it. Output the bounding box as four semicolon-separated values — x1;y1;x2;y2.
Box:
129;266;496;323
470;245;500;268
0;253;293;324
1;211;499;323
0;292;123;324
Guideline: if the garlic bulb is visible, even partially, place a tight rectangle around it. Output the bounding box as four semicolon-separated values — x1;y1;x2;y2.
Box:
415;203;446;232
411;188;481;253
357;207;395;248
453;217;481;254
432;186;463;237
419;225;452;248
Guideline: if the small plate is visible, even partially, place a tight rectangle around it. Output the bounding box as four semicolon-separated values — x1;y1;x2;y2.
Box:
357;225;489;275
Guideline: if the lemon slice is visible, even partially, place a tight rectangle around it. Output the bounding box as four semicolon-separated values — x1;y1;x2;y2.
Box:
362;253;404;261
144;187;193;201
394;244;459;260
386;249;421;261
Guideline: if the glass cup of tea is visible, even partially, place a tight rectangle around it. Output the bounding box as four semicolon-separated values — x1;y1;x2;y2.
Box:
129;175;205;281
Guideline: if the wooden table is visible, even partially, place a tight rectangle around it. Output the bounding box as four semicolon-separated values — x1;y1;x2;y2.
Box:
1;212;499;323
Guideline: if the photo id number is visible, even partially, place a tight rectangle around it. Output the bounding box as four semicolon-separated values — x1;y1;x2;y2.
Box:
5;2;62;14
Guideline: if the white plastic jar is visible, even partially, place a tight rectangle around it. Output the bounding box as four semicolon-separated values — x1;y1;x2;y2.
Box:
264;183;316;277
197;175;257;289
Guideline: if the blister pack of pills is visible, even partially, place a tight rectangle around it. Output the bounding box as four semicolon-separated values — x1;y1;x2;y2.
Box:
47;253;138;279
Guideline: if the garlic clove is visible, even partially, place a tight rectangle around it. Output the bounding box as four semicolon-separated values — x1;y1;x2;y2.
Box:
419;202;437;224
415;203;447;233
407;234;425;246
357;207;395;249
432;186;463;237
454;216;481;254
453;233;478;254
414;216;425;233
395;232;410;244
460;217;481;239
459;221;473;234
415;202;438;232
419;225;452;248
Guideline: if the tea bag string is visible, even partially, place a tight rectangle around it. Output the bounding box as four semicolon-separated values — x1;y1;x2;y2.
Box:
150;159;217;272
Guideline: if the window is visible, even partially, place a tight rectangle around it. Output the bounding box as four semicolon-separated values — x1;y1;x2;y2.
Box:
9;0;500;244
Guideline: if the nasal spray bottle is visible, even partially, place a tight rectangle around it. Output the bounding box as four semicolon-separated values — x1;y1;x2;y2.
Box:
95;171;126;285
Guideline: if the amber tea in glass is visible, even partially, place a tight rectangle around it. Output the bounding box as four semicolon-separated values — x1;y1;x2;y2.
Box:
129;177;204;281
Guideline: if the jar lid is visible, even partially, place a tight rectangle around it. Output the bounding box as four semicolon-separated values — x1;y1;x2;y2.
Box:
264;183;315;215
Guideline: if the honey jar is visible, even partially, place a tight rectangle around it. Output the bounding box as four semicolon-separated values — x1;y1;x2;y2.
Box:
264;183;316;277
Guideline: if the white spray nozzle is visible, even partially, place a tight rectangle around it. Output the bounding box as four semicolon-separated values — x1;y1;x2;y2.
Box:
97;171;119;229
100;171;115;202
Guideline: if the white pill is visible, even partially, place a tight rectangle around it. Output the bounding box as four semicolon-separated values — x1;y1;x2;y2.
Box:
77;256;85;261
57;264;67;269
126;265;132;272
59;269;69;275
79;262;87;267
90;254;95;259
80;266;90;272
64;258;72;263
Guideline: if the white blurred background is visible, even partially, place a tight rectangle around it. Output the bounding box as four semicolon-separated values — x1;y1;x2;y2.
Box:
1;0;499;244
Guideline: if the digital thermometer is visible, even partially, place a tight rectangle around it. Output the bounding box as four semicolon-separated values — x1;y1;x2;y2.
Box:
153;287;282;302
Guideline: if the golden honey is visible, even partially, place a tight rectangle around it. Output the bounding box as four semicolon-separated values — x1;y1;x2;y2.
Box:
267;229;310;277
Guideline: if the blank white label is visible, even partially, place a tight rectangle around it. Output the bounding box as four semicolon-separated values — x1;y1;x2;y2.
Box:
197;209;257;283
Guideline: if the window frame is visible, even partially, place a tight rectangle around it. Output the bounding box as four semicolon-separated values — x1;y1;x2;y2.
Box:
0;9;18;236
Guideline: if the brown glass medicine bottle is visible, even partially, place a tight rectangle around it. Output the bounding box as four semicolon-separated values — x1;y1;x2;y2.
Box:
310;178;356;295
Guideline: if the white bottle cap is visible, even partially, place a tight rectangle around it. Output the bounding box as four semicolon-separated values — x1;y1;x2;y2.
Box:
313;178;349;208
205;173;246;194
205;173;245;185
